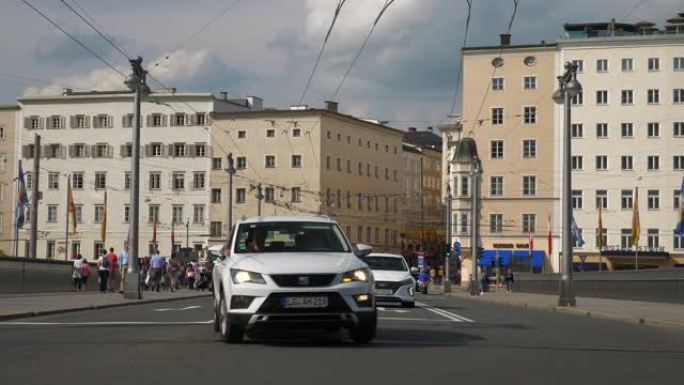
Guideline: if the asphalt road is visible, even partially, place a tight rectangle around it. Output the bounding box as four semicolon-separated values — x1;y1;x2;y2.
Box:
1;294;682;385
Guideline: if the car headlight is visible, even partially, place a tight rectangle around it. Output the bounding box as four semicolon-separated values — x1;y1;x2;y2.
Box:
230;269;266;284
341;268;371;283
399;277;415;286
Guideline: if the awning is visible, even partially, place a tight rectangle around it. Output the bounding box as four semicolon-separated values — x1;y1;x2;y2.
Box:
479;249;513;267
511;250;545;268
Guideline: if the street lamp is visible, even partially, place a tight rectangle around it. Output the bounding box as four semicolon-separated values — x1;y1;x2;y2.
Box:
256;184;264;216
185;219;190;261
444;183;453;293
123;56;150;300
553;61;582;307
225;153;236;240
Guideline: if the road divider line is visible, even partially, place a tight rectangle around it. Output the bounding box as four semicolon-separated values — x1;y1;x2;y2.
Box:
153;305;202;312
416;302;474;323
0;320;213;326
379;317;451;322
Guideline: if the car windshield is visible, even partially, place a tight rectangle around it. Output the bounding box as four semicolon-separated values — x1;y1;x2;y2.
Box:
362;256;408;271
233;222;351;253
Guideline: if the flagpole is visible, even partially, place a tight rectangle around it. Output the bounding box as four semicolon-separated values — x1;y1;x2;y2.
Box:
13;161;20;258
64;174;70;260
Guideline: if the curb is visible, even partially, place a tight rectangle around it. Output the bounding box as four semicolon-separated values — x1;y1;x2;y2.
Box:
441;292;684;332
0;293;212;321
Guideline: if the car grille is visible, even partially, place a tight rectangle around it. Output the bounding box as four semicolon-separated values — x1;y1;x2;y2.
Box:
375;281;403;293
270;274;336;287
258;292;350;314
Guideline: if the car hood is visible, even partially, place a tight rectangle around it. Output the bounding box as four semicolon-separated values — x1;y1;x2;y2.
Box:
231;252;362;275
371;270;413;282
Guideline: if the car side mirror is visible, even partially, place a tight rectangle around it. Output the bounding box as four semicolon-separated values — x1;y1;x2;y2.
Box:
354;244;373;258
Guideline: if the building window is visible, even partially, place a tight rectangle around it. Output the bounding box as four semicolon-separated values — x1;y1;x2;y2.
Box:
571;123;583;138
621;58;634;72
573;228;584;248
522;214;536;233
93;114;112;128
647;190;660;210
266;129;275;138
460;176;469;197
46;241;56;259
148;205;159;224
212;157;222;170
621;90;634;105
337;158;342;172
47;205;58;223
490;214;503;233
492;77;503;91
291;155;302;168
95;172;106;189
596;155;608;171
193;205;205;224
236;188;246;204
265;155;276;168
675;234;684;249
237;130;246;139
150;143;163;157
236;156;247;170
523;106;537;124
621;156;633;171
674;57;684;71
120;143;133;158
648;57;660;72
149;172;161;190
94;204;104;223
674;89;684;104
292;128;301;137
522;140;536;158
674;190;681;210
48;172;60;190
647;122;660;138
346;160;351;174
211;188;221;203
621;229;632;249
75;205;83;223
491;108;504;125
647;89;660;104
172;172;185;190
72;172;84;190
124;172;131;190
291;187;301;202
596;59;608;73
92;143;111;158
596;190;608;209
49;115;63;129
195;113;206;126
460;213;469;234
490;176;503;196
150;113;164;127
674;156;684;171
596;90;608;105
596;123;608;138
172;205;184;224
523;76;537;90
490;140;504;159
173;143;186;157
646;229;659;248
571;155;583;170
522;175;536;196
572;59;584;72
73;114;89;128
210;222;222;237
194;143;206;157
596;228;607;249
264;187;275;203
621;190;634;210
572;190;583;210
124;204;130;223
647;156;660;171
621;123;634;138
193;172;205;189
673;122;684;137
571;92;583;105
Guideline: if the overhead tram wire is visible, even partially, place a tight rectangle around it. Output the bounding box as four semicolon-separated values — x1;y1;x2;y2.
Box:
330;0;398;100
147;0;242;73
19;0;125;78
298;0;348;106
59;0;132;59
448;0;473;120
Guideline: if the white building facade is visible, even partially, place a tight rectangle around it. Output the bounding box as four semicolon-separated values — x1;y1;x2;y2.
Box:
16;90;257;260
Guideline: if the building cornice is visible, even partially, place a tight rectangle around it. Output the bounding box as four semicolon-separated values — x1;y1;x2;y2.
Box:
558;34;684;48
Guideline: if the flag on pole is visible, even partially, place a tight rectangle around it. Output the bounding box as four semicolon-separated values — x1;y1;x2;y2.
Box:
675;174;684;236
547;215;552;258
152;219;157;244
571;216;585;247
631;187;640;247
16;162;29;229
597;205;604;249
528;228;534;255
171;221;176;255
99;191;107;243
67;179;76;235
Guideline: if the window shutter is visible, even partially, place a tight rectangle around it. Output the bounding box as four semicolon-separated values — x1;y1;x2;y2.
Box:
206;114;212;125
146;115;152;127
186;114;195;126
206;145;213;157
186;144;194;157
144;144;151;157
121;115;126;127
22;145;28;158
83;116;89;128
120;144;125;157
169;173;174;189
40;145;47;158
70;116;75;128
60;116;66;129
24;117;30;129
169;114;176;126
161;115;168;127
68;145;74;158
107;145;113;158
89;145;96;158
108;115;113;128
39;117;45;129
93;116;100;129
60;145;66;159
166;144;173;157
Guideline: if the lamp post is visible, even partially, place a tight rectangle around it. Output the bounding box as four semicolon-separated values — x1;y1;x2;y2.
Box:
444;183;452;293
225;153;236;239
185;218;190;261
553;61;582;307
256;184;264;216
469;156;482;296
123;56;150;300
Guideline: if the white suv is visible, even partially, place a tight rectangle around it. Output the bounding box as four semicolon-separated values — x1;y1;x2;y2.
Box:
212;216;377;344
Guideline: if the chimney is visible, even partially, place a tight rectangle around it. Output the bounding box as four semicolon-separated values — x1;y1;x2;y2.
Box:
171;87;177;94
246;96;263;111
62;88;73;96
324;100;338;113
219;91;228;100
500;33;511;47
408;127;417;132
427;126;433;133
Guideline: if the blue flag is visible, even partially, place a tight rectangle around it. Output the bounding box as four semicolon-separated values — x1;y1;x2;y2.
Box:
571;216;585;247
675;175;684;236
16;163;29;229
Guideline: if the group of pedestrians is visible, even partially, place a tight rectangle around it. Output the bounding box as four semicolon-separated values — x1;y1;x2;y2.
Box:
70;243;129;293
479;267;515;295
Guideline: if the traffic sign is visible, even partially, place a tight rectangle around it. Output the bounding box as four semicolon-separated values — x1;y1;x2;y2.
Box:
417;255;425;268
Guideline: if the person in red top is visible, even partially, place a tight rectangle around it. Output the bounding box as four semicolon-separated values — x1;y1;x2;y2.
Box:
106;247;119;292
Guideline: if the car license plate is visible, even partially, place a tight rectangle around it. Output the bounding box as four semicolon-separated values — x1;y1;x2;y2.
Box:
375;289;393;295
283;296;328;309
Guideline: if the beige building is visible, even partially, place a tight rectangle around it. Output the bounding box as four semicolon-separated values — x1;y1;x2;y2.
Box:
0;105;18;256
208;103;405;252
451;41;559;277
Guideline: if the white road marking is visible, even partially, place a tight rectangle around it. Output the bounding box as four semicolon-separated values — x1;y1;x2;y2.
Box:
377;307;386;311
152;305;202;312
377;307;410;313
0;320;213;326
379;317;451;322
416;302;474;323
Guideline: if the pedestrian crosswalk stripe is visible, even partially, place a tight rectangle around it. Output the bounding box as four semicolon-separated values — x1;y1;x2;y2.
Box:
416;302;474;323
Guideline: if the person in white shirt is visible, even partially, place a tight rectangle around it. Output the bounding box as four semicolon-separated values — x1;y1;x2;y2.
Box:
72;257;83;292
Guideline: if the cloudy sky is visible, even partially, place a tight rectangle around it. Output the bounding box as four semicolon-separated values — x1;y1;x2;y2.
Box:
0;0;679;128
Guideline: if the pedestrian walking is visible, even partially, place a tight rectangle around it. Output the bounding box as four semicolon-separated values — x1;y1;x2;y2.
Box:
429;267;436;285
106;247;119;292
72;255;83;292
167;257;180;292
437;267;444;285
505;268;514;293
185;263;196;290
119;243;129;294
479;267;488;295
80;256;90;291
149;250;165;292
97;250;110;293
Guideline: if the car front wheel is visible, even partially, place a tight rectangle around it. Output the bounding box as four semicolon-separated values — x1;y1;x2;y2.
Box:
349;311;377;344
219;295;244;343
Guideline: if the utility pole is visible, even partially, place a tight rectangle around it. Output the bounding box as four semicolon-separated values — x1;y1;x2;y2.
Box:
29;134;41;259
64;173;70;260
225;153;236;238
553;62;582;307
444;183;452;293
256;184;264;216
186;219;190;261
123;56;149;299
469;156;482;296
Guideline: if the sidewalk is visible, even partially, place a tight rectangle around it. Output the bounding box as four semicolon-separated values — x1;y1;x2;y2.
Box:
0;290;212;321
441;287;684;331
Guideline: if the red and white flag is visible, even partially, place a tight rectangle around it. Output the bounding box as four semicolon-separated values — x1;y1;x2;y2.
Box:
547;215;552;258
528;228;534;255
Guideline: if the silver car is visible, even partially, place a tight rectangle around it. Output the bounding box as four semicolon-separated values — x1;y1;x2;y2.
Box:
361;253;415;307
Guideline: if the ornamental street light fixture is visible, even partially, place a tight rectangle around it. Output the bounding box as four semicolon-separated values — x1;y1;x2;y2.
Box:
553;61;582;307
